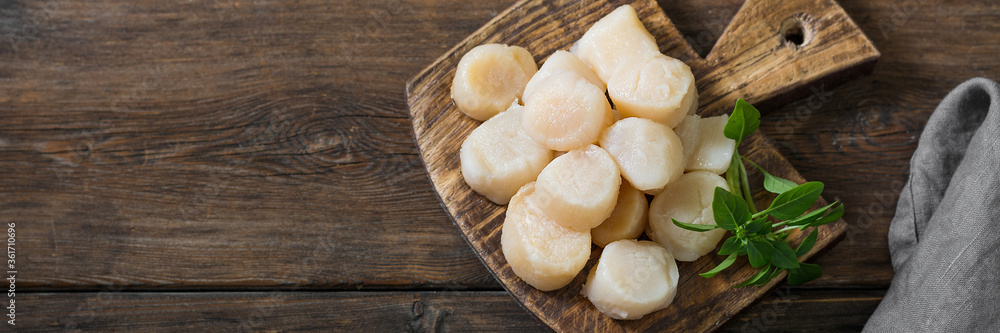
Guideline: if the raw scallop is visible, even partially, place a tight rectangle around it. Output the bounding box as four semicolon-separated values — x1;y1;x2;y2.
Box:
591;180;648;247
582;239;679;320
501;182;592;291
452;44;537;121
532;145;621;231
461;103;554;204
570;5;660;83
647;171;729;261
607;53;697;128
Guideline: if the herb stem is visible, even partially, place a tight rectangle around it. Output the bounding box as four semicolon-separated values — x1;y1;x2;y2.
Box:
775;226;798;234
741;155;763;171
727;153;742;198
751;207;775;219
739;160;757;214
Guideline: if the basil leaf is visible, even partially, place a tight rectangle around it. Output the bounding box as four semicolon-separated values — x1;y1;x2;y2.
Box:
770;240;800;269
700;253;738;278
743;156;798;194
753;267;785;286
807;203;845;227
764;174;799;194
795;228;819;256
736;263;772;288
785;202;838;227
765;182;824;220
671;218;718;232
718;236;743;255
746;218;772;235
747;238;774;268
787;263;822;285
724;98;761;143
714;187;750;231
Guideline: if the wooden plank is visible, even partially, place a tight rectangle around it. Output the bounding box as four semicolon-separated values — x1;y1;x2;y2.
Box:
12;289;883;331
721;288;885;332
0;0;995;299
0;0;996;330
405;0;876;331
0;0;514;290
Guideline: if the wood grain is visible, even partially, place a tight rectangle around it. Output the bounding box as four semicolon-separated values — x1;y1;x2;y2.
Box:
14;289;884;332
406;0;875;331
2;0;998;331
0;0;511;291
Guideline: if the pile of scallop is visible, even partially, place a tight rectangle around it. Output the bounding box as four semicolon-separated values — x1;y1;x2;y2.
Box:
452;5;735;320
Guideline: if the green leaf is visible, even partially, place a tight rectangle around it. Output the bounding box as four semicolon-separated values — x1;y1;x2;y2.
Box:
764;174;799;194
785;202;838;227
724;98;761;143
736;263;773;287
746;218;772;235
747;238;774;268
795;228;819;256
787;263;822;285
753;267;785;286
718;236;743;255
765;182;825;220
700;253;738;278
807;203;845;227
713;187;751;231
743;156;798;194
671;218;718;232
770;240;800;269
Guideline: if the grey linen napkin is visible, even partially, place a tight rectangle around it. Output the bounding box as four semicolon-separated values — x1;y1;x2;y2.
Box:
865;78;1000;332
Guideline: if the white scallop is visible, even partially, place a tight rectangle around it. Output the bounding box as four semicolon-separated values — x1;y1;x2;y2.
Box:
523;50;605;101
599;117;684;194
461;103;554;204
570;5;660;84
674;114;736;175
591;179;648;247
522;71;613;151
607;53;698;128
452;44;537;121
582;239;679;320
532;145;620;231
501;182;592;291
647;171;730;261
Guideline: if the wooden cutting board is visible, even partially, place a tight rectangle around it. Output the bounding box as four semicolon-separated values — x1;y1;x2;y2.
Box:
405;0;878;331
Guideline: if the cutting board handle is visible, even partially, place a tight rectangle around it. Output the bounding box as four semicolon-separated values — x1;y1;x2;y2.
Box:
665;0;880;115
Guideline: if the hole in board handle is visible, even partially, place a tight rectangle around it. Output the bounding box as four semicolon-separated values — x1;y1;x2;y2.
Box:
780;15;813;48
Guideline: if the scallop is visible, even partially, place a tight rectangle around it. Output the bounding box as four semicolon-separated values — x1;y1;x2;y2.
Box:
532;145;620;231
523;50;605;101
461;103;554;204
674;114;736;174
647;171;730;261
522;71;613;151
599;117;684;194
582;239;679;320
591;180;648;247
607;53;698;128
501;182;592;291
569;4;660;83
452;44;538;121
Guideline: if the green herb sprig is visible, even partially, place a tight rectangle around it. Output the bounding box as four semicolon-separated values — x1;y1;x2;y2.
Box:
672;99;844;287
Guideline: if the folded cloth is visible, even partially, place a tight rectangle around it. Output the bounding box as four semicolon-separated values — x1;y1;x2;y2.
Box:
865;78;1000;332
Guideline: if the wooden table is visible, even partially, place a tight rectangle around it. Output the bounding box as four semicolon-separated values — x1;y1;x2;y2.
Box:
3;0;996;331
